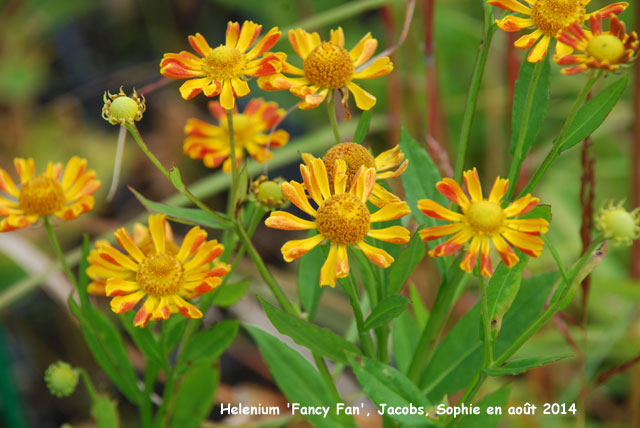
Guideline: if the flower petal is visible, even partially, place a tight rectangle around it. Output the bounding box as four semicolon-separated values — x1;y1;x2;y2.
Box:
491;235;520;266
149;214;167;254
353;57;393;79
488;177;509;203
110;290;146;314
281;234;324;262
350;34;377;67
479;238;493;277
320;244;338;287
419;223;464;241
501;229;545;257
463;168;483;203
220;80;235;110
177;226;208;261
504;194;539;217
266;211;316;230
171;295;203;319
357;241;394;268
488;0;531;14
436;178;470;209
496;15;534;32
527;35;551;62
188;33;213;57
179;78;210;100
429;228;474;257
347;82;376;110
504;218;549;234
417;199;463;221
282;181;317;216
514;29;543;49
459;236;482;273
370;201;411;223
333;159;348;195
368;226;410;244
114;228;145;263
105;277;140;297
133;296;158;327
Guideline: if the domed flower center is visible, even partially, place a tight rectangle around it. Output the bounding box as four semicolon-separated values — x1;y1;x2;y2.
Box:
203;45;246;80
323;142;375;189
316;193;370;245
18;176;65;216
465;200;505;234
588;34;625;63
531;0;585;36
304;43;355;89
136;253;184;297
109;96;140;121
600;208;637;239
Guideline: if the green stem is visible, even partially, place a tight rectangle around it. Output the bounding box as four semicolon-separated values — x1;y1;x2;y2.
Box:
43;217;78;289
78;368;98;401
407;262;467;383
226;109;239;215
342;274;376;358
326;91;341;145
140;363;158;428
124;124;170;179
314;354;341;401
542;235;570;286
505;59;545;199
453;1;496;182
234;222;299;315
479;277;493;366
517;71;601;198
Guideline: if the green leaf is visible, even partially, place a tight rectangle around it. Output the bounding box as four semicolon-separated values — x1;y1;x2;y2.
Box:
409;282;429;328
354;109;372;144
179;321;238;372
363;295;409;330
486;258;527;333
510;57;550;157
168;167;187;192
399;128;446;273
77;235;91;307
457;384;511;428
297;231;325;320
420;273;556;401
68;297;140;404
392;310;421;374
259;298;360;364
347;353;435;427
559;75;628;152
485;354;573;376
120;313;164;368
91;395;119;428
245;325;350;428
388;230;426;295
211;279;249;307
170;360;219;428
129;187;232;229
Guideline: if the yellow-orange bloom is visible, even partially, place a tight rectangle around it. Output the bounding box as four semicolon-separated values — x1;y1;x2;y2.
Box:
418;168;549;277
488;0;628;62
258;27;393;112
88;214;229;327
265;158;410;287
302;142;407;207
0;157;100;232
557;14;638;74
160;21;283;109
184;98;289;172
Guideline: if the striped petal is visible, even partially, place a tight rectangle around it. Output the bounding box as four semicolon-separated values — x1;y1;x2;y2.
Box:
514;29;543;49
504;218;549;234
504;194;539;217
188;33;213;57
370;202;411;223
105;278;140;297
152;297;171;321
266;211;316;230
110;290;146;314
488;177;509;203
100;245;139;271
14;158;35;184
479;238;493;277
177;226;208;261
368;226;410;244
282;181;317;216
528;35;551;62
418;199;463;221
419;223;464;241
463;168;483;203
133;296;159;327
114;228;145;263
501;229;544;257
350;166;377;203
488;0;532;14
429;228;474;257
459;236;482;273
300;164;324;206
309;158;331;201
231;78;250;97
179;78;210;100
496;15;534;32
336;244;349;279
436;178;470;209
281;234;324;262
171;295;203;319
491;235;520;267
357;241;394;268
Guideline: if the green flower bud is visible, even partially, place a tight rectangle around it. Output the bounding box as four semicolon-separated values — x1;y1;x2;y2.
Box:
250;176;288;210
595;201;640;246
102;87;146;125
44;361;79;398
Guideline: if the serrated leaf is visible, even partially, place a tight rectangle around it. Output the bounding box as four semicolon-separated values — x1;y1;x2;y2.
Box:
211;279;249;307
354;109;372;143
245;325;350;428
457;384;511;428
179;321;238;372
388;230;425;295
298;231;325;320
510;57;550;158
347;353;435;426
129;187;232;229
485;354;573;376
364;295;409;330
170;360;219;428
259;298;360;364
559;75;628;152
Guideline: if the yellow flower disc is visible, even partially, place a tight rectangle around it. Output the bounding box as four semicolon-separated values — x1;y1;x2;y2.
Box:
19;176;65;216
465;200;505;235
530;0;585;36
588;34;625;63
136;253;185;297
204;45;247;80
323;142;375;188
316;193;370;245
304;42;354;89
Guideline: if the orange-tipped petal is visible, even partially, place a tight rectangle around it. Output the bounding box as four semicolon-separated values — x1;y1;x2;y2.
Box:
110;290;146;314
419;223;464;241
501;229;544;257
282;234;324;262
459;236;481;273
436;178;470;209
357;241;394;268
368;226;410;244
370;201;411;223
266;212;316;230
488;177;509;203
418;199;463;221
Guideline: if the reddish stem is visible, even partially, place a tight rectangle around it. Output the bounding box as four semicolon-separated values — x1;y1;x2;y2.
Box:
381;5;402;146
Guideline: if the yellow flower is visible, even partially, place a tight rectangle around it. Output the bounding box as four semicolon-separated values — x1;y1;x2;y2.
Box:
557;14;638;74
265;158;410;287
595;200;640;246
302;142;407;207
160;21;283;109
258;27;393;112
488;0;628;62
88;214;230;327
184;98;289;172
0;157;100;232
418;168;549;277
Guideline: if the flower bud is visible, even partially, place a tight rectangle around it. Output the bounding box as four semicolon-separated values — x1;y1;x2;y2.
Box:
102;87;145;125
45;361;79;397
595;201;640;246
250;176;288;210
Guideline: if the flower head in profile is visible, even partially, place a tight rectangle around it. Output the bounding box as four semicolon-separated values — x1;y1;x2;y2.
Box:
184;98;289;172
258;27;393;114
102;87;146;125
418;168;549;277
303;142;407;207
595;200;639;246
265;158;410;287
160;21;283;109
250;176;289;211
488;0;628;62
0;157;100;232
557;14;638;74
88;214;229;327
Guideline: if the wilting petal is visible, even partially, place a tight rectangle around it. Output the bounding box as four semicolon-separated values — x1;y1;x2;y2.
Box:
353;57;393;79
281;181;317;216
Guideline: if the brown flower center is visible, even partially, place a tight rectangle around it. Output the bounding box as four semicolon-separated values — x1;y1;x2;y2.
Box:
304;43;354;89
203;45;247;81
316;193;370;245
323;142;375;189
18;176;65;216
531;0;585;36
136;253;184;297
